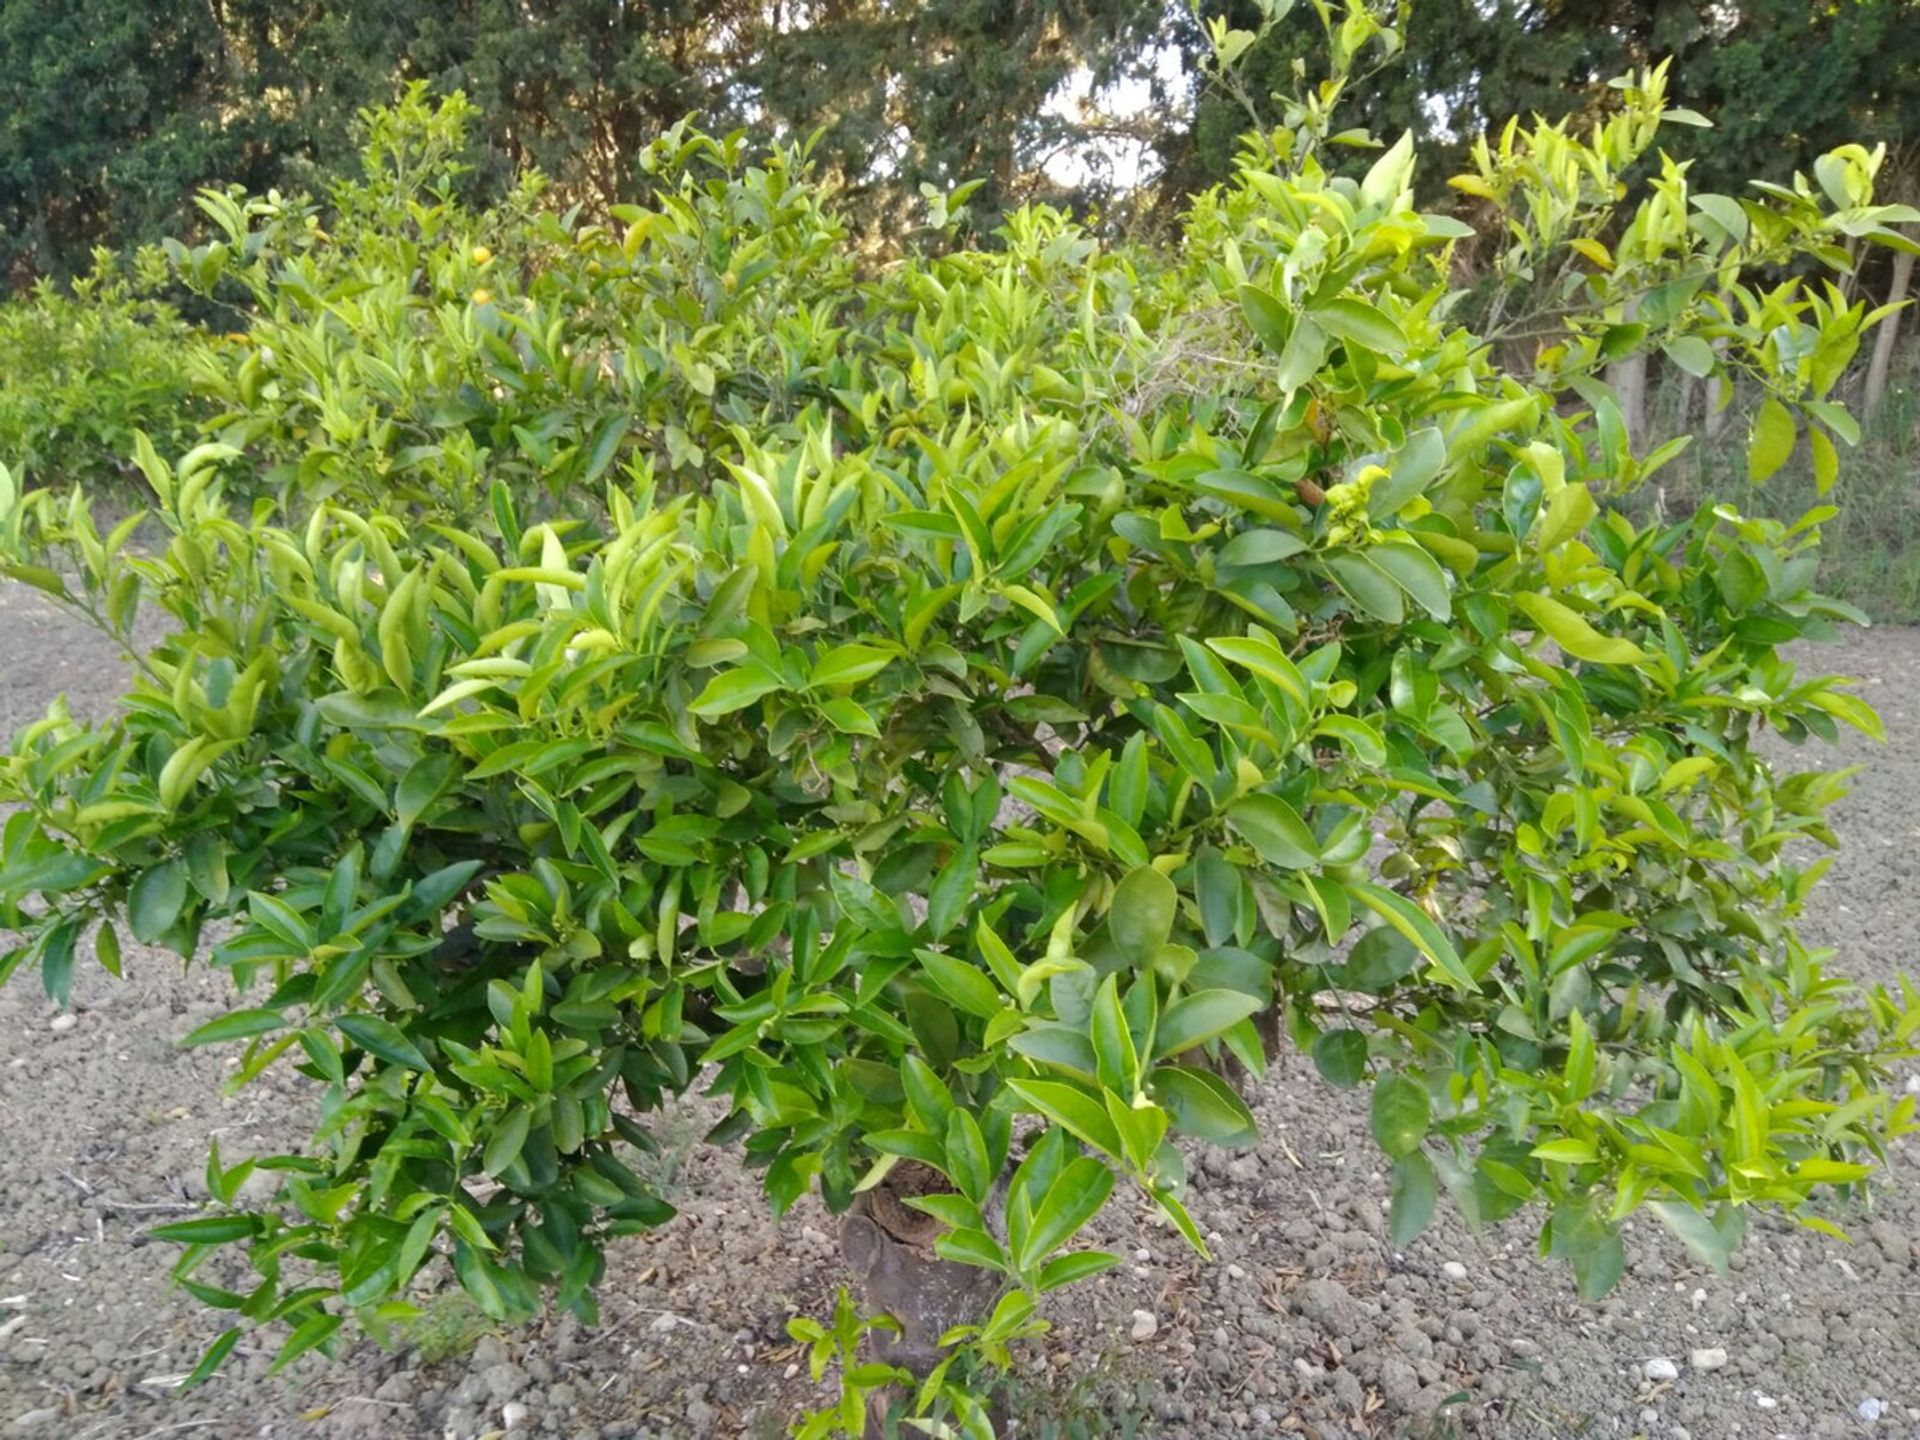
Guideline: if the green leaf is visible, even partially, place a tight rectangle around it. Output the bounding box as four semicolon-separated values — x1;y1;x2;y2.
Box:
1513;592;1647;666
484;1107;531;1176
1388;1151;1438;1244
1312;1029;1369;1087
810;643;896;688
1809;427;1838;495
395;753;455;827
1370;1074;1430;1159
270;1312;343;1374
1348;881;1475;992
1017;1156;1115;1270
1006;1078;1122;1158
915;948;1003;1019
935;1227;1008;1272
1569;1227;1626;1300
337;1013;431;1071
1648;1201;1734;1273
128;859;188;944
1109;866;1177;968
1337;924;1419;992
1207;632;1307;704
1324;551;1405;623
1276;316;1329;391
580;415;631;484
1315;296;1408;355
1150;1065;1258;1146
1154;989;1263;1059
1089;974;1138;1094
1692;193;1750;244
1367;542;1451;620
688;664;785;717
180;1328;244;1390
1225;793;1318;869
1036;1250;1123;1292
1661;336;1716;379
1368;428;1445;518
182;1008;286;1047
1748;397;1796;483
945;1110;993;1207
818;697;880;736
147;1214;261;1245
1218;528;1307;565
1238;283;1292;354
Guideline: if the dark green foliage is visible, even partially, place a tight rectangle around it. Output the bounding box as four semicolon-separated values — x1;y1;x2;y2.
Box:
0;0;1169;281
3;49;1919;1432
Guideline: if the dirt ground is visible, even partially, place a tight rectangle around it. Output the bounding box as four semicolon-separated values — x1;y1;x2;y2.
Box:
3;583;1918;1440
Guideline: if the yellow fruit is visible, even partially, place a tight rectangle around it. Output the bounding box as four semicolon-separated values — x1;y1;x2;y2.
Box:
471;245;493;265
471;288;493;306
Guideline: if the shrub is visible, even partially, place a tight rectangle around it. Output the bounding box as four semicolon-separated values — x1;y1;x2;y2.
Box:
0;247;208;496
3;12;1917;1435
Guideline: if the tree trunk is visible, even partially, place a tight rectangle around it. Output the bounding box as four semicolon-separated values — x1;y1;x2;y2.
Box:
1606;297;1648;451
1864;249;1916;417
1673;372;1695;439
840;1163;1001;1437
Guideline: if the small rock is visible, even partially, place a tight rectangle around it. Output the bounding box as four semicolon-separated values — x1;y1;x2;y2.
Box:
1379;1357;1421;1409
374;1372;416;1404
1690;1347;1729;1373
502;1401;529;1429
483;1362;528;1402
1129;1309;1158;1341
11;1409;60;1433
1859;1397;1887;1422
1441;1261;1468;1282
1296;1278;1359;1332
1754;1393;1777;1410
649;1313;680;1333
1644;1357;1680;1383
1226;1264;1247;1281
47;1014;75;1033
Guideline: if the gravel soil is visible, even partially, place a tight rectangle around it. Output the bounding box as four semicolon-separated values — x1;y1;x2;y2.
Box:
3;583;1918;1440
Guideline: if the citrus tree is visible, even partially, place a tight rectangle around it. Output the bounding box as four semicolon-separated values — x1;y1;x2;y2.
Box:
3;7;1918;1434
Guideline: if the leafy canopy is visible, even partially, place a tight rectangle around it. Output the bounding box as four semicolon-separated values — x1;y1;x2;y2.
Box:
3;14;1919;1433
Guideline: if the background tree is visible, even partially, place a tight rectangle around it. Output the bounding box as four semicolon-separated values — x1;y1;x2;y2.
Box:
0;0;1174;282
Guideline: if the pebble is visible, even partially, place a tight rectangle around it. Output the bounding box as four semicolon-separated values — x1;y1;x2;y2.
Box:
1645;1357;1680;1383
502;1401;529;1429
1441;1261;1468;1281
1129;1309;1158;1341
1690;1347;1729;1372
10;1410;59;1433
483;1362;528;1401
1860;1397;1887;1421
1754;1392;1777;1410
47;1014;75;1033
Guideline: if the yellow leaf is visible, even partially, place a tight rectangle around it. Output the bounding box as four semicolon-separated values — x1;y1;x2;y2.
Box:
1568;237;1614;270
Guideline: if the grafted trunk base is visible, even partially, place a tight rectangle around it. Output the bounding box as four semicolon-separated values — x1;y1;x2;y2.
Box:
839;1163;1002;1437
